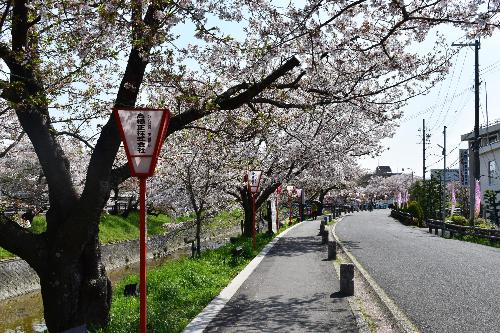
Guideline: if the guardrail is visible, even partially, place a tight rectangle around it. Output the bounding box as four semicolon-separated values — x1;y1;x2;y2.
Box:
426;219;500;242
390;209;415;225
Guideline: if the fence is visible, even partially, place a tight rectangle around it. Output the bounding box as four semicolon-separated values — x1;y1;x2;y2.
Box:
426;219;500;242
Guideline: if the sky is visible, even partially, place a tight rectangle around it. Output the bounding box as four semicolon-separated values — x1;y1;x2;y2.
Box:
359;28;500;178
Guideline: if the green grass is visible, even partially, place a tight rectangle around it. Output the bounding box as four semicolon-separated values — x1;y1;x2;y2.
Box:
207;209;243;230
98;212;173;243
93;232;275;333
0;209;243;259
452;234;500;248
0;247;12;259
326;218;337;226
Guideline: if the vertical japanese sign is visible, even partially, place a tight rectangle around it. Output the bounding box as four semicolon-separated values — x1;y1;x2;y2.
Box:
114;107;170;333
248;170;263;194
114;108;169;176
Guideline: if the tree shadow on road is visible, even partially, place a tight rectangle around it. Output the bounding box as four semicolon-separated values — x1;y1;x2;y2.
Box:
266;235;326;258
204;292;357;333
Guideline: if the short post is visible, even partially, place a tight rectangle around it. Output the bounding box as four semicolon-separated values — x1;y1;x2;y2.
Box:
323;216;328;224
340;263;354;296
328;215;332;222
322;229;329;244
327;239;336;260
319;220;325;235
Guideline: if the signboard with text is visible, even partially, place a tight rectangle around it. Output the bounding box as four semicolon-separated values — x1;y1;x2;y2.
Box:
114;107;170;177
247;170;263;194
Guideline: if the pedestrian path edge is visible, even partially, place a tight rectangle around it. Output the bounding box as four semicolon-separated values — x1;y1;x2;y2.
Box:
332;218;422;333
182;222;304;333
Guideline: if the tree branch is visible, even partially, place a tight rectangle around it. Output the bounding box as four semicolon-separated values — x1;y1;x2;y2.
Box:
0;213;46;273
55;131;94;150
0;0;11;33
0;130;24;158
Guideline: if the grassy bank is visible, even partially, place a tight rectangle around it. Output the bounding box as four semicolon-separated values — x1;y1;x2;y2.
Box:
0;209;242;260
94;230;279;333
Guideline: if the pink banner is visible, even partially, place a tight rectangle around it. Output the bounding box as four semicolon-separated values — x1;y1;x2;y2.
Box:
474;179;481;218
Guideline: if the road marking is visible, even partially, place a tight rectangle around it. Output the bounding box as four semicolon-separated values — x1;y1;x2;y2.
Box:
182;222;303;333
332;218;422;333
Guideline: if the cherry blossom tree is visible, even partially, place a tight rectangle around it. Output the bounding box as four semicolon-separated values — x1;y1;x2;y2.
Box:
151;126;237;256
0;1;498;331
363;173;416;199
296;160;364;214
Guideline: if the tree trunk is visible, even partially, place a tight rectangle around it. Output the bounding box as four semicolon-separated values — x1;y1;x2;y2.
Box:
39;233;112;332
242;194;253;237
318;191;327;215
195;214;202;257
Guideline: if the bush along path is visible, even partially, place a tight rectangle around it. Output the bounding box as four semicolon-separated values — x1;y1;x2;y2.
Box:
92;227;286;333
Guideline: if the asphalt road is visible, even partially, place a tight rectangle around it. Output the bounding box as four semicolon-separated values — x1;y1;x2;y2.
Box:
336;209;500;333
204;219;358;333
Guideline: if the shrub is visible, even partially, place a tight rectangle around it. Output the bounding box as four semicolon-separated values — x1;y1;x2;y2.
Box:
406;201;424;226
475;218;494;229
449;215;468;226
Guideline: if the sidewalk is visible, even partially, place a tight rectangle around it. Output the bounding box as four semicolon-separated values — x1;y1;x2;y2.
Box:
203;218;358;332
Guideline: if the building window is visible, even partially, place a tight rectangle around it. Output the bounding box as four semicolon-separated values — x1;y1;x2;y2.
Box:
488;134;499;144
488;160;497;186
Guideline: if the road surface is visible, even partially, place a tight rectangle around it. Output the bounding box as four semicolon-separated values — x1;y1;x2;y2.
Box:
336;209;500;333
204;219;358;332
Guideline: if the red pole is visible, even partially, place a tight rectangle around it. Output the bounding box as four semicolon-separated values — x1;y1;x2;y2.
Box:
289;196;292;225
252;194;256;250
275;195;279;232
139;177;147;333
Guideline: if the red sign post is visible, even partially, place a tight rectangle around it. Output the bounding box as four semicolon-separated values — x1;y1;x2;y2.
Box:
247;170;263;250
286;185;295;225
275;186;282;232
114;107;170;333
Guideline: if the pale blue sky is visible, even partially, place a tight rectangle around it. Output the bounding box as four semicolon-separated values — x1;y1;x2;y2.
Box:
359;28;500;178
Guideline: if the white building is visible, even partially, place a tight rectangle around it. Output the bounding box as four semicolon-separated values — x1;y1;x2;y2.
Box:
461;119;500;205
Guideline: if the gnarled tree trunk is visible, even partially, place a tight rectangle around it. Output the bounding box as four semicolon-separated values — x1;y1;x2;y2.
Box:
39;233;112;331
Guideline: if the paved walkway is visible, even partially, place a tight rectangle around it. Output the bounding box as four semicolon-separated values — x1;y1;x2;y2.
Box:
204;219;358;332
336;209;500;333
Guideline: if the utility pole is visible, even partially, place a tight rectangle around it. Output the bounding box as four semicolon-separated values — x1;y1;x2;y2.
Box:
452;39;480;223
419;119;431;218
419;119;431;180
423;119;426;181
442;126;447;223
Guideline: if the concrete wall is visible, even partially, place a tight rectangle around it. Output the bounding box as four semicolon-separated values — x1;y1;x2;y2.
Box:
0;258;40;300
0;221;240;301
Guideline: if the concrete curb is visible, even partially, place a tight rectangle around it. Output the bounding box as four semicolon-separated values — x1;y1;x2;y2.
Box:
328;215;370;333
182;222;304;333
331;218;422;333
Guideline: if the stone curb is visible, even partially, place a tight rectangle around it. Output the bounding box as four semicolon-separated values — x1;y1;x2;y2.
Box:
331;217;422;333
182;221;304;333
328;215;370;333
